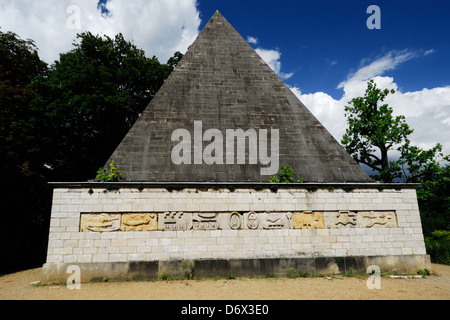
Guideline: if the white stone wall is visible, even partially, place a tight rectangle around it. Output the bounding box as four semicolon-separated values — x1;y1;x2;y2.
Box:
45;186;427;265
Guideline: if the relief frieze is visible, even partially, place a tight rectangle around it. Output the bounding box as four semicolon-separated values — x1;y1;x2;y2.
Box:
79;210;397;232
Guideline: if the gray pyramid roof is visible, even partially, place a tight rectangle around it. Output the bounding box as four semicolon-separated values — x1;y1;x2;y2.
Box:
105;11;371;183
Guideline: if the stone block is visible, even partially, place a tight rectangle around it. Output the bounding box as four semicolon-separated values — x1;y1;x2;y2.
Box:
60;218;80;228
46;255;63;264
92;254;109;263
63;255;77;264
94;239;111;247
78;254;92;263
100;232;117;239
79;240;94;248
97;246;115;254
120;246;137;254
49;218;61;227
53;248;73;255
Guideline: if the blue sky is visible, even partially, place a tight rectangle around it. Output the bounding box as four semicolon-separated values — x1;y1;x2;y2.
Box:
194;0;450;158
196;0;450;99
1;0;449;156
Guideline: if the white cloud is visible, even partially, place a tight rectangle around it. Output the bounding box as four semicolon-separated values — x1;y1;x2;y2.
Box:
291;50;450;157
255;47;294;80
337;50;415;96
292;87;345;140
424;49;435;56
2;2;447;158
385;84;450;153
0;0;201;64
246;36;258;45
246;34;293;80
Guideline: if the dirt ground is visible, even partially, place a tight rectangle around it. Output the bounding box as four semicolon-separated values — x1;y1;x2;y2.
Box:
1;264;449;300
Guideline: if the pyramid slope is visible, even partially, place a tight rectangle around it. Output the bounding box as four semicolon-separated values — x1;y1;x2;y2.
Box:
106;11;371;183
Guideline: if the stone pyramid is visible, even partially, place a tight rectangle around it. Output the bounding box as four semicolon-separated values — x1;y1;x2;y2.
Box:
105;11;371;183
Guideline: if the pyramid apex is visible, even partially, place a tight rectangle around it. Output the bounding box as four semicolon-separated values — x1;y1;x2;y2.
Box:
211;10;228;20
105;11;371;183
210;10;226;20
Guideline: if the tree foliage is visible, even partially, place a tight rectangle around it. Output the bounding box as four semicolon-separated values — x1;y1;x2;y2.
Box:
0;30;49;274
0;30;182;274
28;32;183;181
341;80;413;183
395;142;450;234
342;80;450;237
0;30;47;178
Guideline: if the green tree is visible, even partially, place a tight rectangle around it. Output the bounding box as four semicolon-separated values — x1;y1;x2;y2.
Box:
395;141;445;184
341;80;450;238
0;30;47;178
0;30;49;274
341;80;413;182
397;142;450;234
0;30;182;274
29;32;183;181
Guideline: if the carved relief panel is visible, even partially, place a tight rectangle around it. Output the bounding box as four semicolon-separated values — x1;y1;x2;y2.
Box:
293;211;324;229
79;210;398;232
229;212;243;230
245;212;260;230
80;214;121;232
262;212;293;230
192;213;219;230
121;213;157;231
158;212;192;231
324;211;357;228
357;211;397;228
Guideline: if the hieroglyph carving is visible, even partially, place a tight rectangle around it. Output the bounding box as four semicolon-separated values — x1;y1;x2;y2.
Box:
121;213;157;231
324;211;357;228
80;214;121;232
246;212;259;230
193;213;219;230
293;212;324;229
79;210;397;232
159;212;191;231
229;212;243;230
262;212;293;229
357;211;397;228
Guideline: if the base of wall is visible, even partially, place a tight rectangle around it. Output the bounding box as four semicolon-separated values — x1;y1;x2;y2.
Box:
42;254;431;284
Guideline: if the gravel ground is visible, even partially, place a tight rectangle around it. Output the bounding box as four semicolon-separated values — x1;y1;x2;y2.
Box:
1;264;449;300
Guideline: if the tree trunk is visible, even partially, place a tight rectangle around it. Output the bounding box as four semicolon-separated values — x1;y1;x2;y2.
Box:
380;147;392;182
